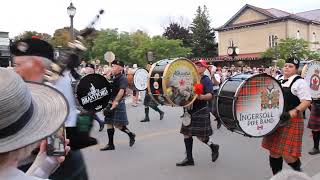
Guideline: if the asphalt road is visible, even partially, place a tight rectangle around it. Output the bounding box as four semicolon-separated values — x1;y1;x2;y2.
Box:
81;96;320;180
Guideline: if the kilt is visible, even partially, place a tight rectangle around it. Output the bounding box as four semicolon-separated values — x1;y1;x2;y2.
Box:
143;93;158;108
105;100;129;126
262;117;303;157
307;104;320;130
180;107;213;138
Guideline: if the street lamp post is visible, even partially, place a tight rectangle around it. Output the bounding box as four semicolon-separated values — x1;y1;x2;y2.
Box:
67;2;76;41
146;51;154;64
273;36;279;66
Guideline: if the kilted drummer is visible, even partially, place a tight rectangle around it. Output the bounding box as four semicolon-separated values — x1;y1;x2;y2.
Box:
176;60;220;166
262;57;311;175
100;60;136;151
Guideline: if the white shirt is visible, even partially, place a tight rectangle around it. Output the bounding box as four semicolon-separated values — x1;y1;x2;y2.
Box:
212;73;221;91
278;74;312;101
54;70;78;127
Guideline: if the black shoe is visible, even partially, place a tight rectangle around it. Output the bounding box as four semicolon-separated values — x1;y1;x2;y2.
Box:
140;118;150;122
129;133;136;147
99;122;105;132
217;120;222;129
210;144;220;162
160;112;164;120
180;114;184;118
100;144;115;151
309;148;320;155
176;158;194;166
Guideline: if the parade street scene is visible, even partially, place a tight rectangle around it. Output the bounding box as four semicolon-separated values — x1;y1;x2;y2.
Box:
1;0;320;180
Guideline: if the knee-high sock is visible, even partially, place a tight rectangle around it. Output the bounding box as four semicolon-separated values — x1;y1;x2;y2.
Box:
269;156;283;175
151;106;162;113
312;131;320;149
287;158;301;172
120;126;134;137
144;107;149;119
201;137;214;147
107;128;115;145
184;137;193;160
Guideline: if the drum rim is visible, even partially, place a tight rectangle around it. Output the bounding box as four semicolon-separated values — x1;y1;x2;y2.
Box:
217;73;285;138
300;60;314;77
162;58;200;107
133;68;149;91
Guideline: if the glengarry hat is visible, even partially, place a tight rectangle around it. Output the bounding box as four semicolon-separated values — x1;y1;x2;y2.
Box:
10;37;55;61
285;57;300;69
112;60;124;67
0;68;69;153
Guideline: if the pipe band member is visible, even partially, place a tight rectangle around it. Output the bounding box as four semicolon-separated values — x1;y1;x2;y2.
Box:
176;60;219;167
101;60;136;151
262;57;311;175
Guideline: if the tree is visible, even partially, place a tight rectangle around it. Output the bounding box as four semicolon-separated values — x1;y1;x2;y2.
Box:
262;38;320;60
51;27;74;48
14;31;52;41
163;22;192;47
190;5;217;58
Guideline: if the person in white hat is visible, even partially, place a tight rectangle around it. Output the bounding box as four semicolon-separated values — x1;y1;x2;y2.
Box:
0;68;69;179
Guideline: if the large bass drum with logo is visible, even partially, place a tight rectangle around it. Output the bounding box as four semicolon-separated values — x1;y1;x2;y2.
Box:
148;58;200;107
75;73;112;112
301;60;320;99
216;73;285;137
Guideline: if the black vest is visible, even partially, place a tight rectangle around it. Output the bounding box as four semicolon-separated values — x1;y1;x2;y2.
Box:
282;76;301;112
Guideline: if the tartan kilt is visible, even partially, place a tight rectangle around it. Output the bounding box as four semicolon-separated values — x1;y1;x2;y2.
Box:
307;104;320;130
180;107;213;138
143;93;158;108
262;117;303;157
105;100;129;126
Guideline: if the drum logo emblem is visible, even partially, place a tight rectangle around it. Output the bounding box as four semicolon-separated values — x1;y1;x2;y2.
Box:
260;85;280;110
81;84;109;105
310;69;320;91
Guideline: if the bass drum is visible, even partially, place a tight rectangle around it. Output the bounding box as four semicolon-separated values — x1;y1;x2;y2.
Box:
301;60;320;99
148;58;200;107
133;68;149;91
216;73;285;137
75;73;112;112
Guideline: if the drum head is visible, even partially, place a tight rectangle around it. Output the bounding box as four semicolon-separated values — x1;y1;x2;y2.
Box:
76;74;112;112
301;61;320;99
163;58;199;107
133;68;149;91
234;74;284;137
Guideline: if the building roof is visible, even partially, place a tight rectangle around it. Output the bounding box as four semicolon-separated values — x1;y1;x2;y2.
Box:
217;4;320;31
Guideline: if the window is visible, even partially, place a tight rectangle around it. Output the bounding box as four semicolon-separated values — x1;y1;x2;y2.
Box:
312;32;316;42
268;35;278;48
296;30;300;39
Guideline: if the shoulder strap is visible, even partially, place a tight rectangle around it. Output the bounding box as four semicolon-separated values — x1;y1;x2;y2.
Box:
289;75;302;88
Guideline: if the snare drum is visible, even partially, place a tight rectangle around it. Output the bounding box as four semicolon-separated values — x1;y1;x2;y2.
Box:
148;58;200;107
216;73;285;137
301;60;320;99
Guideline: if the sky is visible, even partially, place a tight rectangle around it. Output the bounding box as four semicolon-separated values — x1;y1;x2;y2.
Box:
0;0;319;38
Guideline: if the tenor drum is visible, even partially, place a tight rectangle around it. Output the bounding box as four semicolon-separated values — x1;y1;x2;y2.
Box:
216;73;285;137
148;58;200;107
133;68;149;91
75;73;112;112
301;60;320;99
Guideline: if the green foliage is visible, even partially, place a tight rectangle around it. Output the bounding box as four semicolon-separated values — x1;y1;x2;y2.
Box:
14;31;52;41
262;38;318;60
50;27;73;48
163;22;192;47
89;29;191;66
190;5;217;58
276;59;285;68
